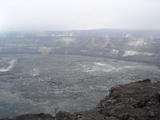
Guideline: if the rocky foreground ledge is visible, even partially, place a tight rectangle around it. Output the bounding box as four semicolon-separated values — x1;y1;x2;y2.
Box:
1;79;160;120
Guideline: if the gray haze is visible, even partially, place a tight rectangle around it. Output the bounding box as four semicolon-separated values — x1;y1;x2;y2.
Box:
0;0;160;31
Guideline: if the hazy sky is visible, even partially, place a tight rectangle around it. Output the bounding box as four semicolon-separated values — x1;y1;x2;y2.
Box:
0;0;160;31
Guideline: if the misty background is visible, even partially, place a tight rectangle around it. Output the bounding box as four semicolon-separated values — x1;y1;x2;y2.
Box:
0;0;160;31
1;0;160;118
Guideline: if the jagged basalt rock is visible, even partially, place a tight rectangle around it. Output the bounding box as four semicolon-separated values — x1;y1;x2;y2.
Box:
1;79;160;120
97;79;160;120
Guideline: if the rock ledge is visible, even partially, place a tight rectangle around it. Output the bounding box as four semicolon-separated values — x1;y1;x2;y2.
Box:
1;79;160;120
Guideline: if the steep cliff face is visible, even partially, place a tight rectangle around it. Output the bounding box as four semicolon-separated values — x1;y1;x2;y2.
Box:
1;79;160;120
1;30;160;64
73;38;159;64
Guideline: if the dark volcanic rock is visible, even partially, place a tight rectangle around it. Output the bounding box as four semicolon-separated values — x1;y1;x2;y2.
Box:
0;113;54;120
97;79;160;120
1;79;160;120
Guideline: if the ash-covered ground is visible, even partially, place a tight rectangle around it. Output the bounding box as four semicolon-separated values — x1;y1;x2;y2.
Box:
0;54;160;118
